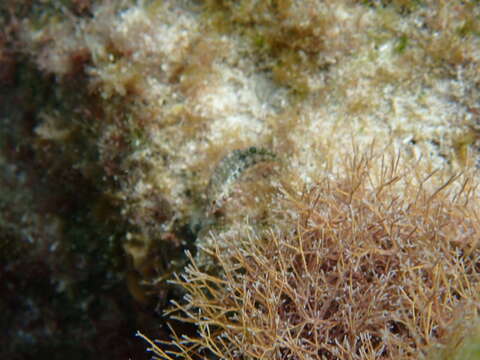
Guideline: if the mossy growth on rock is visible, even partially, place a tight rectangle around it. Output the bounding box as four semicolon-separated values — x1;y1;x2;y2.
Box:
427;314;480;360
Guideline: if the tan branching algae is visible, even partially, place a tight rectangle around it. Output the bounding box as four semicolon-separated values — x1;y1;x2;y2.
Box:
140;150;480;360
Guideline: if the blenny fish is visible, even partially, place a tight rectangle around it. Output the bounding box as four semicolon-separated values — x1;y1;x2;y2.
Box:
205;146;277;215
